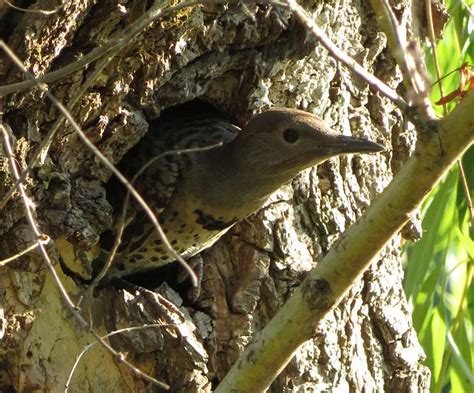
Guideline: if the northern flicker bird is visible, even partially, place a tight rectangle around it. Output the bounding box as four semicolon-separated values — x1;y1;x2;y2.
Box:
103;107;383;280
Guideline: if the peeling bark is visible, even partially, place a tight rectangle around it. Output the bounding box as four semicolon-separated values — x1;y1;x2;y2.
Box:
0;1;429;392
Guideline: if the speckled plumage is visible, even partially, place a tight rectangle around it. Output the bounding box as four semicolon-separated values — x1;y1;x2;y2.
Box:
106;116;239;278
104;108;383;279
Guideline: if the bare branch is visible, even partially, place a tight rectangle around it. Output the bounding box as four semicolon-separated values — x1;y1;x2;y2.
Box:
277;0;411;114
65;323;175;392
370;0;435;118
3;0;69;15
0;123;87;326
0;234;50;266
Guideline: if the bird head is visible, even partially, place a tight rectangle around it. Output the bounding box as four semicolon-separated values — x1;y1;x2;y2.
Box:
232;108;384;180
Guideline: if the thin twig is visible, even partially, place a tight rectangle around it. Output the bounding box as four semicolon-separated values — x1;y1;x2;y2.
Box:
89;327;170;390
370;0;435;119
276;0;411;114
65;323;175;392
379;0;424;96
0;39;198;286
3;0;69;15
0;123;87;326
0;234;50;266
429;64;474;88
458;163;474;229
65;324;172;392
425;0;446;115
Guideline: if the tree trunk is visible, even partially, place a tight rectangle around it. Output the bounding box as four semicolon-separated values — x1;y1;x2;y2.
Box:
0;1;430;391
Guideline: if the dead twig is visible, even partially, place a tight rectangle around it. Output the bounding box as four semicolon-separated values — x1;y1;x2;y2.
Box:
0;123;87;326
275;0;412;114
3;0;70;15
370;0;434;118
0;234;50;266
65;323;176;392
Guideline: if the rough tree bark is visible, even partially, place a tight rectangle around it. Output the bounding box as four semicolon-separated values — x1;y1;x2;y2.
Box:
0;1;430;392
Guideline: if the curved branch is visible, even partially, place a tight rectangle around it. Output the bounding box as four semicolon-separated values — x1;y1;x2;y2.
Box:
216;91;474;392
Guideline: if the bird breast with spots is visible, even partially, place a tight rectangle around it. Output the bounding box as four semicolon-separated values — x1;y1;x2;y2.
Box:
104;116;240;278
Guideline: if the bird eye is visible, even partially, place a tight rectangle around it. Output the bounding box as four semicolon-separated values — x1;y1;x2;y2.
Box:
282;128;299;144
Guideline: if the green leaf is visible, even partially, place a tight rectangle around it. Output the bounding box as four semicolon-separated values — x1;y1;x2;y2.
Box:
430;308;448;386
448;322;474;392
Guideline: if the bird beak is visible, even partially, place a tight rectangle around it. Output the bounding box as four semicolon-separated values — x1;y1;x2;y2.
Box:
324;134;385;155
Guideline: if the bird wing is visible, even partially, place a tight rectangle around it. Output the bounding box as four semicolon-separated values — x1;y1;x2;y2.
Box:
115;116;240;255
